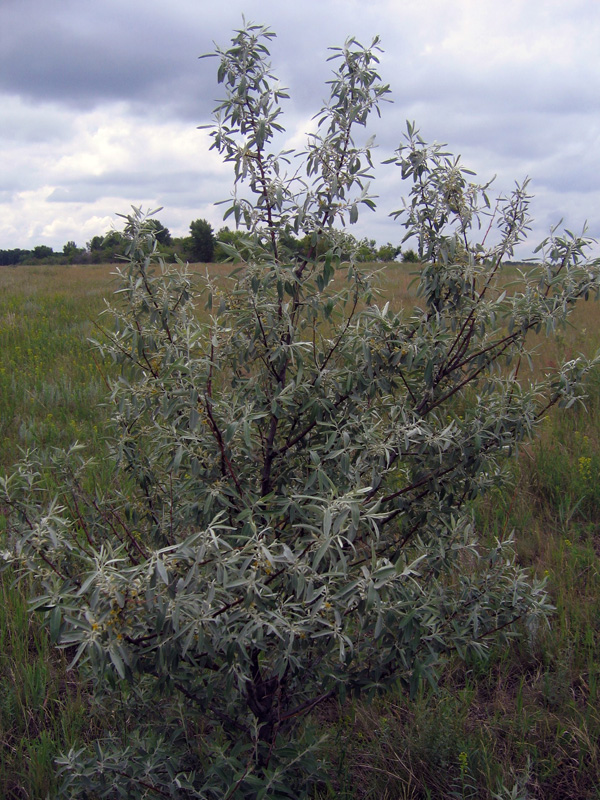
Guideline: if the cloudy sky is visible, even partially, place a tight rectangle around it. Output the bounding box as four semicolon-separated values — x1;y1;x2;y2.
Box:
2;0;599;258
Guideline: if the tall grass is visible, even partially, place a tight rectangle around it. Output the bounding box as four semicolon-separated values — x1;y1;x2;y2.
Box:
1;261;600;798
0;264;115;464
0;264;114;798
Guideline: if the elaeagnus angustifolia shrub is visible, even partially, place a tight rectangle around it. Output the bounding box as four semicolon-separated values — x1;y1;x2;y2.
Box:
2;20;599;799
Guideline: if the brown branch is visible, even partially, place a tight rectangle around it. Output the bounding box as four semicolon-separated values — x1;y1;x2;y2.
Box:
111;769;170;798
313;293;358;379
278;689;336;723
276;389;353;457
88;495;149;562
417;333;520;417
203;397;244;496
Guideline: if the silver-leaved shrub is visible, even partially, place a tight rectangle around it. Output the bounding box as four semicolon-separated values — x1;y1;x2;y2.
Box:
2;21;599;799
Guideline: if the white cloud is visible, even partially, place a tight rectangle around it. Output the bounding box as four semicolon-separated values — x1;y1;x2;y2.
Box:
0;100;230;249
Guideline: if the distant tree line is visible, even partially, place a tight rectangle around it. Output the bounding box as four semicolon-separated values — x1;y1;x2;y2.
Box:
0;218;418;266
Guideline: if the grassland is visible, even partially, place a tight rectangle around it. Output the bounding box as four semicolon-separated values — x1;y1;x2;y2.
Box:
1;261;600;798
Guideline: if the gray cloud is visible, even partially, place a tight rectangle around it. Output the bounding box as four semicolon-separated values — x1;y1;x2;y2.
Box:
0;0;228;119
45;167;223;205
0;0;411;120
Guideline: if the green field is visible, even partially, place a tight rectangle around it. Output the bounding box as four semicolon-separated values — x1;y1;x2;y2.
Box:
1;262;600;799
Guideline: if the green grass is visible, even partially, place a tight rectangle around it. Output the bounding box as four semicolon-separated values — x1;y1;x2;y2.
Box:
0;571;94;798
0;264;115;799
2;261;600;798
0;264;115;465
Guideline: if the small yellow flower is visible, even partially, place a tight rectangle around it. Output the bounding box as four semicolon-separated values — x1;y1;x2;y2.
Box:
578;456;592;483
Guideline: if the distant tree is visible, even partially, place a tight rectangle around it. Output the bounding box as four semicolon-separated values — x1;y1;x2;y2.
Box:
189;218;215;262
147;219;173;246
376;242;401;262
0;249;26;266
402;248;419;263
60;241;85;264
88;236;104;252
356;237;377;262
102;231;127;262
33;245;53;259
169;235;191;258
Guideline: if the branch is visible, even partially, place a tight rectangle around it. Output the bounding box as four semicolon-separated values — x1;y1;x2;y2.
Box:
204;397;245;497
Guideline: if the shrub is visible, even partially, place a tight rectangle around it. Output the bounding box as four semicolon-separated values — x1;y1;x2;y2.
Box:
2;20;599;798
